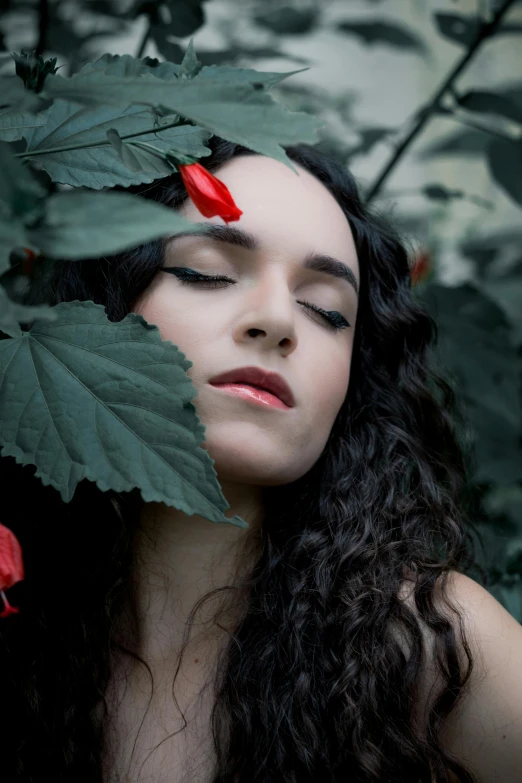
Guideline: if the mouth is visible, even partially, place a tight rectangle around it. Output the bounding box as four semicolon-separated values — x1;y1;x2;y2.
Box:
210;382;290;410
208;366;295;408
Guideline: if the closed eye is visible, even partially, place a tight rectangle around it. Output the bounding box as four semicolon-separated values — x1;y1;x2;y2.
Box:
161;267;351;331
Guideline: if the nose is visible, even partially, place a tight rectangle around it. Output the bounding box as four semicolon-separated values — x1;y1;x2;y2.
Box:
234;269;298;352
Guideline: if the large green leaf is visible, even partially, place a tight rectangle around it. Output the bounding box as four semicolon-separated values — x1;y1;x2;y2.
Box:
0;110;46;142
42;71;322;169
105;129;175;176
0;300;246;528
28;190;196;259
79;52;181;79
78;53;303;90
178;43;311;68
22;100;212;188
196;64;307;89
0;284;57;339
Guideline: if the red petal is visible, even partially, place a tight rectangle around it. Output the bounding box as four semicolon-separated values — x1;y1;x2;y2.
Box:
0;591;19;618
179;163;243;224
0;523;24;590
410;251;432;286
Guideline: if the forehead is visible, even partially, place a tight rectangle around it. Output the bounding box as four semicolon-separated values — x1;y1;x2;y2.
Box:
178;154;358;273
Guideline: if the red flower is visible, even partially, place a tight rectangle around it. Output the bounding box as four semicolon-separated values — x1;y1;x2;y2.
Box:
178;163;243;224
410;250;432;286
22;247;38;278
0;522;24;618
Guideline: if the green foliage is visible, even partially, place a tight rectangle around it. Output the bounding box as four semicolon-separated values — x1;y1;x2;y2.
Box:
0;284;56;339
27;190;195;258
132;0;209;58
435;12;522;46
420;128;491;158
0;75;43;112
488;138;522;205
457;89;521;121
0;36;322;526
0;111;46;142
335;19;427;53
0;142;45;276
0;300;247;527
178;37;203;79
253;6;320;35
41;64;321;170
421;283;521;485
21;100;211;188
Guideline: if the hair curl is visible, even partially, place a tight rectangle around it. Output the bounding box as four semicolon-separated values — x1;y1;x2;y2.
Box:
0;136;486;782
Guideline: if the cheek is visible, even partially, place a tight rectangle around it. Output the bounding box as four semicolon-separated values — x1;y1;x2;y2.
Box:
314;356;351;425
134;288;203;348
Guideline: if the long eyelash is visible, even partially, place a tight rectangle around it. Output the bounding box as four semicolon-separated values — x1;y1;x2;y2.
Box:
299;300;350;331
161;267;351;331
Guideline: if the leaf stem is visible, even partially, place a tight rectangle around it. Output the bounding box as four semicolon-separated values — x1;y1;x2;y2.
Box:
15;117;185;159
365;0;517;203
135;21;152;59
449;107;522;142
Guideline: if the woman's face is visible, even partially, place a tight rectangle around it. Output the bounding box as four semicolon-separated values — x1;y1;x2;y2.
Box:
133;154;360;487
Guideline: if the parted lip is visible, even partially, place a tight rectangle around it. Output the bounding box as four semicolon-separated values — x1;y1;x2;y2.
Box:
208;366;295;408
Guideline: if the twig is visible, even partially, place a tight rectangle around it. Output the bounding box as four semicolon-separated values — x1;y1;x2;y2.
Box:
365;0;517;203
135;20;152;59
35;0;49;56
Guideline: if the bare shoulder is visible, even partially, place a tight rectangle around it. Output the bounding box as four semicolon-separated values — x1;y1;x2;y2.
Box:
398;569;522;783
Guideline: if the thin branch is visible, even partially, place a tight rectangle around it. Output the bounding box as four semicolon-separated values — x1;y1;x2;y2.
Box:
15;117;185;159
135;20;152;59
35;0;49;56
365;0;517;203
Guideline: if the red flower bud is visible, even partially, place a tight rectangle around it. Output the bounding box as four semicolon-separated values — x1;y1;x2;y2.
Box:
178;163;243;224
21;247;37;278
0;522;24;618
410;250;432;286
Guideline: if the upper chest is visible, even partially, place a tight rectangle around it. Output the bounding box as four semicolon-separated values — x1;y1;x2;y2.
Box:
101;652;218;783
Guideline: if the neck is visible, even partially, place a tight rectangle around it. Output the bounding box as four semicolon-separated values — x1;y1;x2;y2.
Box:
125;485;263;669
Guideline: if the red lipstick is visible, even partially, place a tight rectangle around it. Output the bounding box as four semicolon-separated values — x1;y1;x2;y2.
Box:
208;366;295;409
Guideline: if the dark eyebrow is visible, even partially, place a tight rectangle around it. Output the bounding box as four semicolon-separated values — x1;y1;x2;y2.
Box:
169;223;359;298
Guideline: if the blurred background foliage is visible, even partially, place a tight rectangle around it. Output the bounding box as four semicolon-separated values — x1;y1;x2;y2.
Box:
1;0;521;619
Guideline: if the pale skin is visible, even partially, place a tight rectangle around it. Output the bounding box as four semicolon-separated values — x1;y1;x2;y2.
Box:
130;154;359;670
125;154;522;782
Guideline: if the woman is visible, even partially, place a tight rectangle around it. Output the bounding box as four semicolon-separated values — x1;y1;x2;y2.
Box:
1;136;521;782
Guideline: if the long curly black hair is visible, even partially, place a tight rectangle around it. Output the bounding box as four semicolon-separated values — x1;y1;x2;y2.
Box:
0;136;486;782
